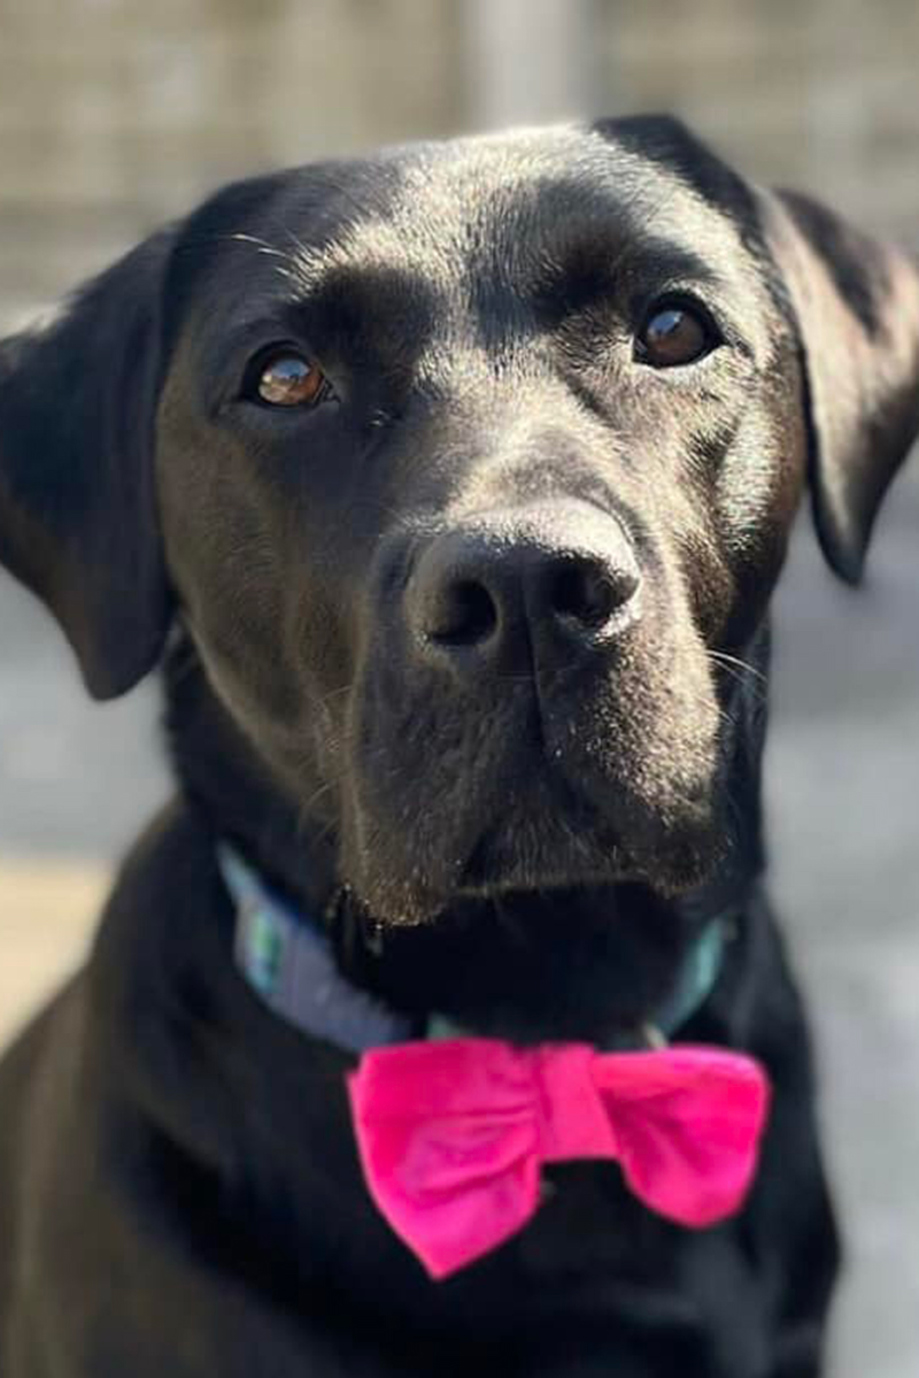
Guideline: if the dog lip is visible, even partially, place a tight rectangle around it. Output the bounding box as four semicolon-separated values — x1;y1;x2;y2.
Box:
453;774;620;895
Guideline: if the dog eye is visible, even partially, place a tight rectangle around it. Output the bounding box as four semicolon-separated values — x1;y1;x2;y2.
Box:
635;300;718;368
246;349;332;408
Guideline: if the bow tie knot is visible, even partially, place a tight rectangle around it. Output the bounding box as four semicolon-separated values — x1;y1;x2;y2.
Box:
532;1043;620;1161
348;1038;769;1280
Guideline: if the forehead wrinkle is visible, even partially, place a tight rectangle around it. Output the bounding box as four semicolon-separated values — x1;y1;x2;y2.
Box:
426;139;764;313
387;126;758;259
242;125;776;363
285;215;457;301
281;135;686;305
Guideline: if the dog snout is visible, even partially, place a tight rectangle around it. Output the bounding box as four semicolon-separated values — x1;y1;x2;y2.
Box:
406;502;641;674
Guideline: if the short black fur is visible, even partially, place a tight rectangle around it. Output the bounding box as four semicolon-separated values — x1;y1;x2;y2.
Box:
2;116;919;1376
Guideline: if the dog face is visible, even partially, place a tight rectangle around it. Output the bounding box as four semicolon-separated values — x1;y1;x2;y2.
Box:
156;124;807;922
2;117;918;928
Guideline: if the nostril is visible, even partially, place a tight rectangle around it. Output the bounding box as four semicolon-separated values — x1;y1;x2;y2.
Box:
550;563;613;627
548;559;639;630
427;578;499;647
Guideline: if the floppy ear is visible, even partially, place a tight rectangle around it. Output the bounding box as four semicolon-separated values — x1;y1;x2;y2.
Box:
0;229;175;698
764;189;919;583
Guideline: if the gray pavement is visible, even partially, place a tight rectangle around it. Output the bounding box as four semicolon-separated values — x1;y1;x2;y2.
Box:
0;459;918;1376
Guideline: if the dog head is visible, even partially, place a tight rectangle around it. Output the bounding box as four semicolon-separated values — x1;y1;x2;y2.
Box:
2;117;918;932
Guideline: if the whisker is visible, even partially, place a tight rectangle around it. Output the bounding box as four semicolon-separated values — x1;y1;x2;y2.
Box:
315;682;354;713
226;232;296;264
299;780;335;816
707;649;768;687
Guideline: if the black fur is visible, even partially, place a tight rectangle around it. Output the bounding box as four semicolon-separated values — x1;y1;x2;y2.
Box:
2;116;919;1376
777;189;887;336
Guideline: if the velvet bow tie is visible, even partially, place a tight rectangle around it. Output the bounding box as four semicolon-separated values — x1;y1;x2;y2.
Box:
348;1039;769;1279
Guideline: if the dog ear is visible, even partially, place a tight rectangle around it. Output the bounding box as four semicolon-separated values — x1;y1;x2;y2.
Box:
0;229;175;698
764;190;919;583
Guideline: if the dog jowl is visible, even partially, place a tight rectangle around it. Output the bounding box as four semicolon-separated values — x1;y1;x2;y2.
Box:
1;118;918;1376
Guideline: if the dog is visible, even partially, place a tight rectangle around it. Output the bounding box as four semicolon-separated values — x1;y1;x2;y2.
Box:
1;115;918;1377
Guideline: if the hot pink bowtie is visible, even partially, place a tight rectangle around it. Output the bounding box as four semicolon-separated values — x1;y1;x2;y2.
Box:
347;1039;769;1279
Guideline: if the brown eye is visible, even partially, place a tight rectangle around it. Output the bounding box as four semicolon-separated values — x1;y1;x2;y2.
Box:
636;300;717;368
253;351;331;407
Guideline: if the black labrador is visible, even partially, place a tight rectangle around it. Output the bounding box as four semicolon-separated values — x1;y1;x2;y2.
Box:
1;116;918;1377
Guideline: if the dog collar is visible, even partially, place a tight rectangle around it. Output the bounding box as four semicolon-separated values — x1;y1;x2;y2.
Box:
218;843;727;1054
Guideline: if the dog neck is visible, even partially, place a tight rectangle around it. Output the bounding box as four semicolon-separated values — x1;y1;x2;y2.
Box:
220;838;730;1051
163;625;769;1045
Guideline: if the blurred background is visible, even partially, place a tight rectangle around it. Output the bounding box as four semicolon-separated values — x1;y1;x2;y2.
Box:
0;1;917;1372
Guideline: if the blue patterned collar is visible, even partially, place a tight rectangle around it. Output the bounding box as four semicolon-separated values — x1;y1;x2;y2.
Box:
218;843;728;1055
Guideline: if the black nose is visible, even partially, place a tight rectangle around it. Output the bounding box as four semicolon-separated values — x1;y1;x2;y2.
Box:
407;502;641;671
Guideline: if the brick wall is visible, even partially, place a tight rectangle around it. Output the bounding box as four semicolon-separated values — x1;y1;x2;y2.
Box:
600;0;919;241
0;0;465;328
0;0;916;321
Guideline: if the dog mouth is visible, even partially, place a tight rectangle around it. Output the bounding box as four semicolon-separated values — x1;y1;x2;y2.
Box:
333;771;726;1044
456;772;625;896
332;872;706;1046
342;744;722;927
341;621;725;925
457;811;717;909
